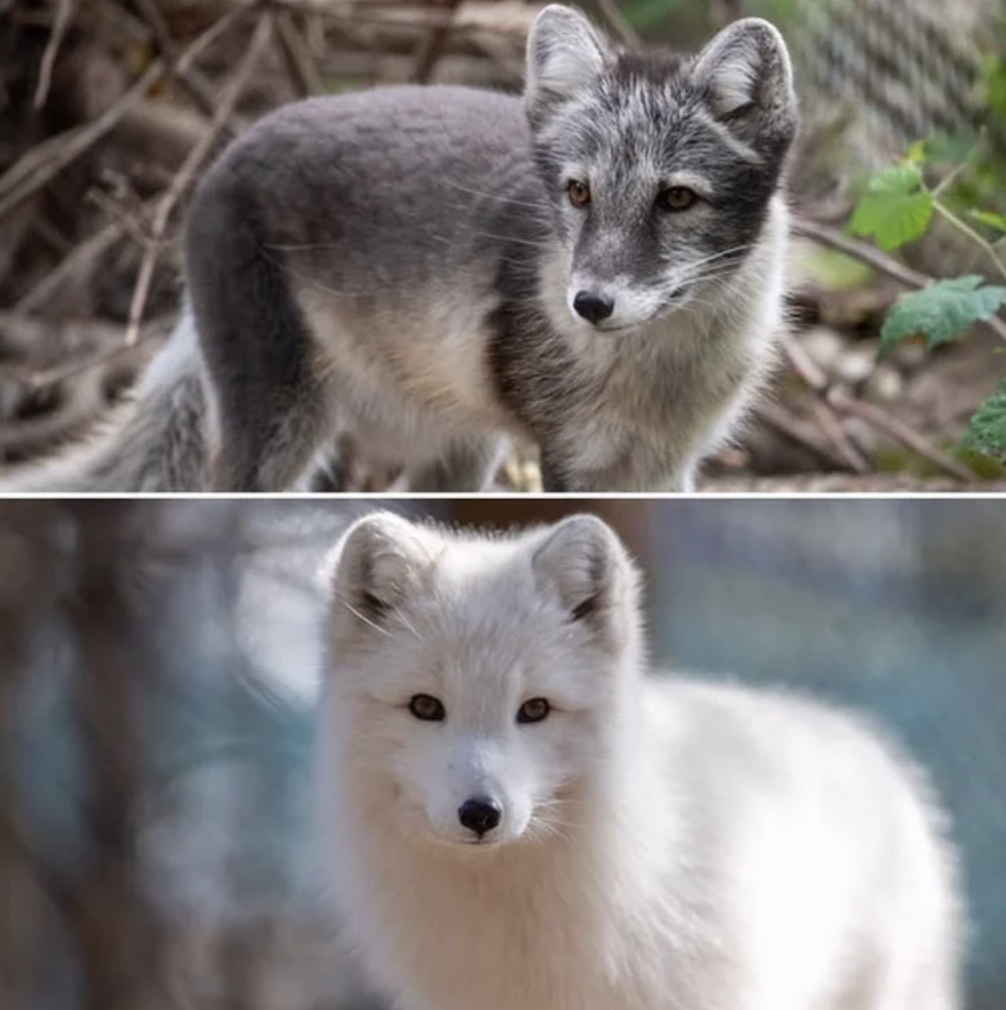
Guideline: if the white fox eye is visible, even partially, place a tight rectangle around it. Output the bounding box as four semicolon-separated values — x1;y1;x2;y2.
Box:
517;697;551;724
409;694;446;721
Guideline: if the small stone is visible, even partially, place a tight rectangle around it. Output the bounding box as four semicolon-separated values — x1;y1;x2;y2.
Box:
836;343;877;386
889;339;928;372
866;363;903;402
799;326;846;372
841;417;878;453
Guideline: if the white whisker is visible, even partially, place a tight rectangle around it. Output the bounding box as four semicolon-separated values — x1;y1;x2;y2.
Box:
335;593;392;638
436;177;551;211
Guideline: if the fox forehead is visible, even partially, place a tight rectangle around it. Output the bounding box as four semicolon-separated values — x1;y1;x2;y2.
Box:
358;594;611;713
541;92;754;182
359;633;607;719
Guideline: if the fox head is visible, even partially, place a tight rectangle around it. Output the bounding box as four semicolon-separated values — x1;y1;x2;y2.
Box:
320;512;642;852
524;5;798;332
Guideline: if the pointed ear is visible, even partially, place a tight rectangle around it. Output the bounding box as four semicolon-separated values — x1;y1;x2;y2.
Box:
530;514;638;648
691;17;797;159
525;5;611;123
326;512;436;640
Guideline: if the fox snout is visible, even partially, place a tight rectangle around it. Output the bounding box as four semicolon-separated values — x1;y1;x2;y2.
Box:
425;745;533;846
457;796;503;838
572;290;615;324
567;278;668;330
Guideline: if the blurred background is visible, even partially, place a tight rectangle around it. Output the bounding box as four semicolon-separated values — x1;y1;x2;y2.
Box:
1;0;1005;491
1;497;1005;1009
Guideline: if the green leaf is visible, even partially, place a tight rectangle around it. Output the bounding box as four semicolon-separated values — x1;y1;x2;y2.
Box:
924;131;980;165
969;209;1006;234
879;276;1006;353
848;166;934;251
961;378;1006;462
866;164;924;195
849;192;934;251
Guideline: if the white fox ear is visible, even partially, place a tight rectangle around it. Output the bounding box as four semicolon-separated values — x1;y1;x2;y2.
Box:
526;5;610;121
530;514;637;642
691;17;797;155
327;512;435;636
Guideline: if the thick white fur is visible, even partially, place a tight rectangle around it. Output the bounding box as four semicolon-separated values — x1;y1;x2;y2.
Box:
314;513;964;1010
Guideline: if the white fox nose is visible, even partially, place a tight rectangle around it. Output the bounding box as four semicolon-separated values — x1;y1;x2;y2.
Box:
458;797;503;836
573;291;615;324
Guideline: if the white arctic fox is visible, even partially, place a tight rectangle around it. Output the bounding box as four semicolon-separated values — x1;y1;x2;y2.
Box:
314;511;964;1010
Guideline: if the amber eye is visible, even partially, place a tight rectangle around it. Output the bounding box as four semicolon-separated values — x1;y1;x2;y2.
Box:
658;186;698;212
409;694;446;721
567;180;591;207
516;698;551;724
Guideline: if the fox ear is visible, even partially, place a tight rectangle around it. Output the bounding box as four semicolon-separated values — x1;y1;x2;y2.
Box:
327;512;435;636
691;17;797;158
525;5;610;122
530;514;638;643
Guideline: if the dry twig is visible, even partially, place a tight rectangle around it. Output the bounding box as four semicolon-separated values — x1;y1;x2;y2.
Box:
410;0;465;82
792;216;1006;344
775;331;873;473
777;330;976;481
0;59;166;223
130;0;223;123
757;402;865;472
274;8;325;96
14;217;128;314
123;13;273;347
33;0;77;111
827;388;976;482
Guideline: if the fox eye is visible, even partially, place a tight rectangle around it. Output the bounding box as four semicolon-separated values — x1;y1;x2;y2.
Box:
657;186;699;212
567;179;591;208
409;694;446;721
516;697;551;724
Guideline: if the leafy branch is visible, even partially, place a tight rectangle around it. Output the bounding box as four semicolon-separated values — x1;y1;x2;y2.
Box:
841;127;1006;465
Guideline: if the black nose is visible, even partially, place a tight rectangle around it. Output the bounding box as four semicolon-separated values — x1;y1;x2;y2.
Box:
573;291;615;324
458;797;502;836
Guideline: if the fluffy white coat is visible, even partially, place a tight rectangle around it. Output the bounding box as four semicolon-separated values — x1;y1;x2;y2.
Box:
314;512;963;1010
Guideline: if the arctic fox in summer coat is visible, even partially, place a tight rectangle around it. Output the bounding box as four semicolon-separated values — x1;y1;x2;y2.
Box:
0;6;796;493
314;512;964;1010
